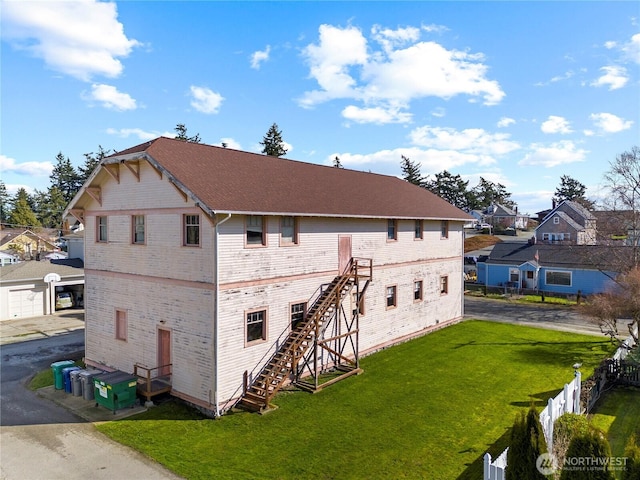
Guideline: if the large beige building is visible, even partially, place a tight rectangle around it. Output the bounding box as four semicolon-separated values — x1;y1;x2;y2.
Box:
65;137;472;416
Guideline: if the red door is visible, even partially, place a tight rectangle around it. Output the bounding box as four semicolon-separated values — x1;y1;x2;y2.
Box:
338;235;352;273
158;328;171;377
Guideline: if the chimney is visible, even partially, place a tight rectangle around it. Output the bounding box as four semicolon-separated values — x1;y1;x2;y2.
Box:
552;199;556;209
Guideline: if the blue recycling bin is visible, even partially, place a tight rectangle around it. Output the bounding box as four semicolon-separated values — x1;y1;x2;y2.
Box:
63;366;81;393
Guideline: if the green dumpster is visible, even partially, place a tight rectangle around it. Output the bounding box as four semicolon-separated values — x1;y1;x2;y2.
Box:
93;371;138;413
51;360;75;390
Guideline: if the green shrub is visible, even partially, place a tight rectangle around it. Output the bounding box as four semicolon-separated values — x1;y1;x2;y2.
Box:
554;413;591;477
560;427;615;480
506;406;548;480
623;434;640;480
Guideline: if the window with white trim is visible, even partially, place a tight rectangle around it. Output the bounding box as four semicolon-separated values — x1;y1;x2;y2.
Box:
414;220;423;239
281;216;298;244
246;309;267;344
184;214;200;246
386;285;397;308
441;221;449;239
414;280;423;301
387;219;397;241
247;215;266;246
97;216;108;242
132;215;145;244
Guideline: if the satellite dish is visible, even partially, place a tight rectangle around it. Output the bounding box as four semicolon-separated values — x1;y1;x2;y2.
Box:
44;273;61;283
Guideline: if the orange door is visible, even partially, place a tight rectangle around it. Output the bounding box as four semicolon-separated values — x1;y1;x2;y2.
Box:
338;235;352;273
158;329;171;376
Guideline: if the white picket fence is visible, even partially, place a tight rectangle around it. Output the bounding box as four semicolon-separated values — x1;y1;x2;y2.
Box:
484;331;637;480
483;373;581;480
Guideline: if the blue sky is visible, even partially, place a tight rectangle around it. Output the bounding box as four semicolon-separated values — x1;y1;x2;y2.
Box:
1;1;638;216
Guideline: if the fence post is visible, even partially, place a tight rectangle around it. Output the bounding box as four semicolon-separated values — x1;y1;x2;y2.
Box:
574;371;581;413
563;383;570;414
483;452;491;480
547;397;554;446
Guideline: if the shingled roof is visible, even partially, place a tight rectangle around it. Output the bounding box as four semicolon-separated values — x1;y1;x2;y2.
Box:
107;137;472;221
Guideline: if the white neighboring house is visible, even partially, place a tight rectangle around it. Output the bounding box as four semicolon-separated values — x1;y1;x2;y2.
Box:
63;137;473;416
0;259;84;320
0;251;19;266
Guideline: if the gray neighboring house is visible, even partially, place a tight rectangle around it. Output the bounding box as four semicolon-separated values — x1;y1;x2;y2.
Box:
0;259;84;320
535;200;596;245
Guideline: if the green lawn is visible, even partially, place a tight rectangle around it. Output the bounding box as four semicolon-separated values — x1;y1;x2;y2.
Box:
96;320;615;480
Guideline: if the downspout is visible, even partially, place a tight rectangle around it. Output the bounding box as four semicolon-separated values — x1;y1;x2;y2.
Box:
213;213;232;417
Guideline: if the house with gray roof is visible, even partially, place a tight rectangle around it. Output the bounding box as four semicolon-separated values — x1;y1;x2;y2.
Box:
535;200;597;245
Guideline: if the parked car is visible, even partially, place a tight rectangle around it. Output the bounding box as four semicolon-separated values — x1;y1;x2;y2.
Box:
55;292;74;309
476;223;492;230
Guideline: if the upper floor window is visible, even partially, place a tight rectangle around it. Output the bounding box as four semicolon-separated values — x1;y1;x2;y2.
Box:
132;215;145;244
247;215;266;246
414;280;423;302
97;216;108;242
387;219;398;241
414;220;423;239
553;216;560;225
246;309;267;344
290;302;306;330
441;221;449;239
386;285;397;309
440;276;449;295
281;216;298;245
184;214;200;246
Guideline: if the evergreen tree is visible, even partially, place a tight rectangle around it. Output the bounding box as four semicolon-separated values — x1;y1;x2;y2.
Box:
506;407;547;480
424;170;471;210
8;188;40;229
0;180;9;224
623;434;640;480
400;155;423;186
554;175;594;209
174;123;201;143
34;186;67;228
80;145;111;183
50;152;82;203
560;427;615;480
260;123;288;157
473;177;515;209
333;156;343;168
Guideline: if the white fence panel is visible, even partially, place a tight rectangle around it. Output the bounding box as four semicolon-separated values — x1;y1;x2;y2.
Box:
613;327;637;361
484;448;508;480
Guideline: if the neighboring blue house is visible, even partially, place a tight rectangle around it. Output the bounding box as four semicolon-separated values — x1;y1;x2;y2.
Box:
476;242;627;296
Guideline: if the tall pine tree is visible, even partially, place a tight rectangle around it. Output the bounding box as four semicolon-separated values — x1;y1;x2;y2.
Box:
400;155;423;186
50;152;82;203
260;123;288;157
8;188;40;229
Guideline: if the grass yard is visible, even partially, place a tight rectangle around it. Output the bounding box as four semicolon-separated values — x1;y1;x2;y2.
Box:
96;320;615;480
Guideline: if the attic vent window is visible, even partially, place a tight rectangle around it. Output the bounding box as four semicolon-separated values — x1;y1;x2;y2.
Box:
553;216;560;224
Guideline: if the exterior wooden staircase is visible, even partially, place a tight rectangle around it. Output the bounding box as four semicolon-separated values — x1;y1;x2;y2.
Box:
238;258;371;413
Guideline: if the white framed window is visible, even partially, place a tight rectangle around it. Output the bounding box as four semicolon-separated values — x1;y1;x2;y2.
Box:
97;216;108;242
546;270;571;286
281;216;298;245
184;214;200;246
414;220;423;240
386;285;397;309
246;308;267;344
246;215;266;246
441;221;449;239
132;215;145;244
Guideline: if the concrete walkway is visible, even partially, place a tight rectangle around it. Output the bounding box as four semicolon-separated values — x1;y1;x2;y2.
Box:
0;310;85;346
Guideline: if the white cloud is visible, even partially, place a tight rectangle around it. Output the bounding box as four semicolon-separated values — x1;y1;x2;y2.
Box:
431;107;446;118
299;24;505;123
497;117;515;128
0;154;53;177
519;141;587;168
589;112;634;133
409;125;520;156
342;105;412;124
1;0;140;81
422;24;449;34
217;138;242;150
189;86;224;114
250;45;271;70
540;115;573;134
591;66;629;90
85;84;136;111
623;33;640;64
106;128;161;140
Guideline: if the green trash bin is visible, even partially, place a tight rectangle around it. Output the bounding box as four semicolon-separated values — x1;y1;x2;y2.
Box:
93;372;138;413
51;360;75;390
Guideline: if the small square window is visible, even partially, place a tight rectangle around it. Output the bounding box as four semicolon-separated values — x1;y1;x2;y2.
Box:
440;276;449;295
247;215;266;246
132;215;145;244
387;219;397;241
386;285;397;308
281;216;298;245
246;309;267;344
97;216;108;242
414;220;423;239
290;302;306;330
441;221;449;239
414;281;423;301
553;216;560;224
184;215;200;246
115;309;127;341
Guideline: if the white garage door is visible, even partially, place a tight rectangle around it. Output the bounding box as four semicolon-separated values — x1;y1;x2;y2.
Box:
9;288;46;319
